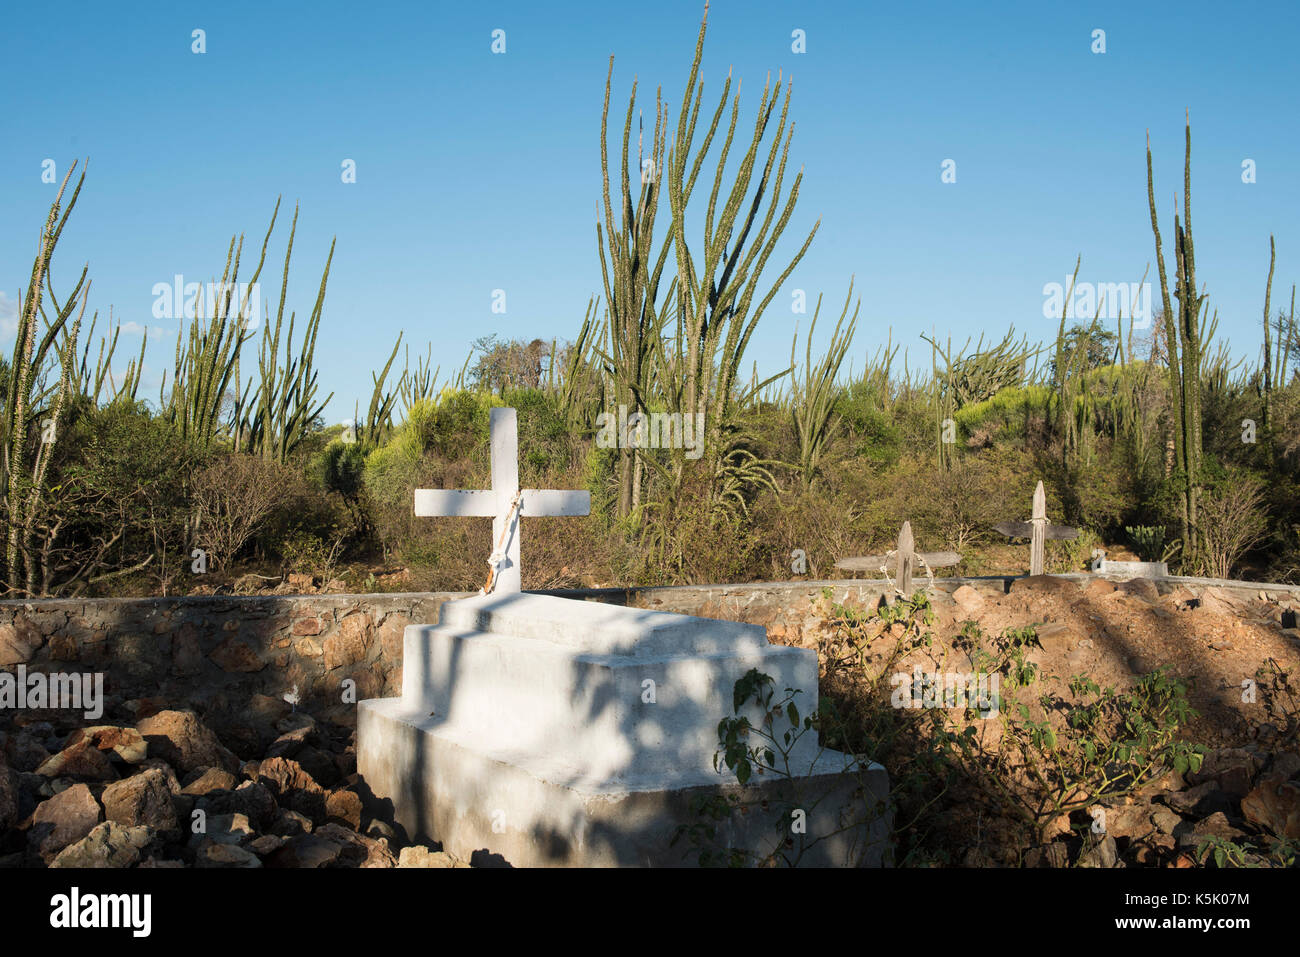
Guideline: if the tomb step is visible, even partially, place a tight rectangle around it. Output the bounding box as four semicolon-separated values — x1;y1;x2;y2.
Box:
400;623;823;778
437;591;768;657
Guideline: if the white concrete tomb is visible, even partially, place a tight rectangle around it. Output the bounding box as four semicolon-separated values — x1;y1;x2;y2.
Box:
358;590;890;866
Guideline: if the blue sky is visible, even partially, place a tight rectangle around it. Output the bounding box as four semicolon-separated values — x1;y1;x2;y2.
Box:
2;0;1297;422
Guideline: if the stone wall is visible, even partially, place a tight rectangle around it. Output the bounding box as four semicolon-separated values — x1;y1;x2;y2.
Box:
3;573;1293;758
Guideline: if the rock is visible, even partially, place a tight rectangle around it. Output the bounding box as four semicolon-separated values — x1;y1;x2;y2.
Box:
197;781;278;832
275;712;316;736
309;823;395;867
397;842;465;868
323;622;369;671
1093;803;1152;841
294;637;323;658
1197;587;1238;616
50;821;154;868
1271;752;1300;781
191;813;254;847
209;637;265;673
35;739;118;781
1187;748;1257;798
137;710;239;774
138;758;182;795
0;618;44;665
180;767;239;797
138;857;185;868
292;617;322;637
231;781;278;830
1180;811;1248;849
267;833;343;868
295;746;340;788
101;768;179;833
1151;807;1182;836
1077;833;1119;868
257;757;326;822
1083;578;1117;597
62;726;148;765
269;808;313;837
29;783;101;862
6;732;51;772
247;834;287;857
1117;578;1160;602
1162;781;1237;818
951;585;985;613
287;573;315;593
1241;773;1300;839
248;694;291;726
171;631;204;676
1009;575;1079;597
195;843;262;868
1033;621;1084;652
325;789;362;830
265;725;313;760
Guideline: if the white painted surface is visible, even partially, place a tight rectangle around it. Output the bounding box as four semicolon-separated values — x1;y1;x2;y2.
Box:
413;407;590;592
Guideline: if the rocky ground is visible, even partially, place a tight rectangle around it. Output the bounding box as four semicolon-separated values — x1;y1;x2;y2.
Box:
0;704;470;868
2;574;1298;868
865;576;1300;866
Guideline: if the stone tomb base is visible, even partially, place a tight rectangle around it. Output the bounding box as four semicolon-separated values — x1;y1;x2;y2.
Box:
357;592;890;866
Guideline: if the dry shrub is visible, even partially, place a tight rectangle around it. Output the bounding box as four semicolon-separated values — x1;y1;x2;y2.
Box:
1196;470;1269;579
193;455;295;570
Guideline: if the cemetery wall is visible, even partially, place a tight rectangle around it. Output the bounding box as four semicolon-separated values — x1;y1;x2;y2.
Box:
1;575;1291;746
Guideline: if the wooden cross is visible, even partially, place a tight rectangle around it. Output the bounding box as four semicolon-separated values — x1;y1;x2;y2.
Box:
834;521;961;594
992;480;1077;576
413;407;590;594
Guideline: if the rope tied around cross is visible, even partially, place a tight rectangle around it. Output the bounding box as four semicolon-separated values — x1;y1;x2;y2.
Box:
481;489;524;595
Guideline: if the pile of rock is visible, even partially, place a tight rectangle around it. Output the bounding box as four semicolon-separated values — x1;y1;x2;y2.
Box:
1022;745;1300;868
0;707;469;868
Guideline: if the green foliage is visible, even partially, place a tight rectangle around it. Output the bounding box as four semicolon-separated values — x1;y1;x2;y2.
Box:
953;384;1052;447
1126;525;1167;562
836;380;902;469
957;658;1204;841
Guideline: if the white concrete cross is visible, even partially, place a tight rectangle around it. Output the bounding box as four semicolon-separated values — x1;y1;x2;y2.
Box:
413;407;590;593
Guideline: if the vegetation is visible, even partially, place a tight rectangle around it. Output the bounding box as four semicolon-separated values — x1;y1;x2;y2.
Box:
2;9;1297;599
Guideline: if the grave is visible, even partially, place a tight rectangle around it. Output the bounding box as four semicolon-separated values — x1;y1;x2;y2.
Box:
1090;550;1169;579
993;480;1078;576
357;408;890;866
835;520;960;594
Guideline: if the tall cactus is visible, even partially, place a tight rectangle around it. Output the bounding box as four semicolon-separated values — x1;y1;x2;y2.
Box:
660;1;818;510
597;51;671;518
1146;117;1207;559
789;282;858;489
1262;235;1276;434
2;162;89;595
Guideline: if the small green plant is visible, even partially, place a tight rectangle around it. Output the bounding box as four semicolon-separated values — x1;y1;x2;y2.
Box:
1195;835;1252;869
279;528;344;581
1125;525;1166;563
954;664;1204;843
672;668;886;867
